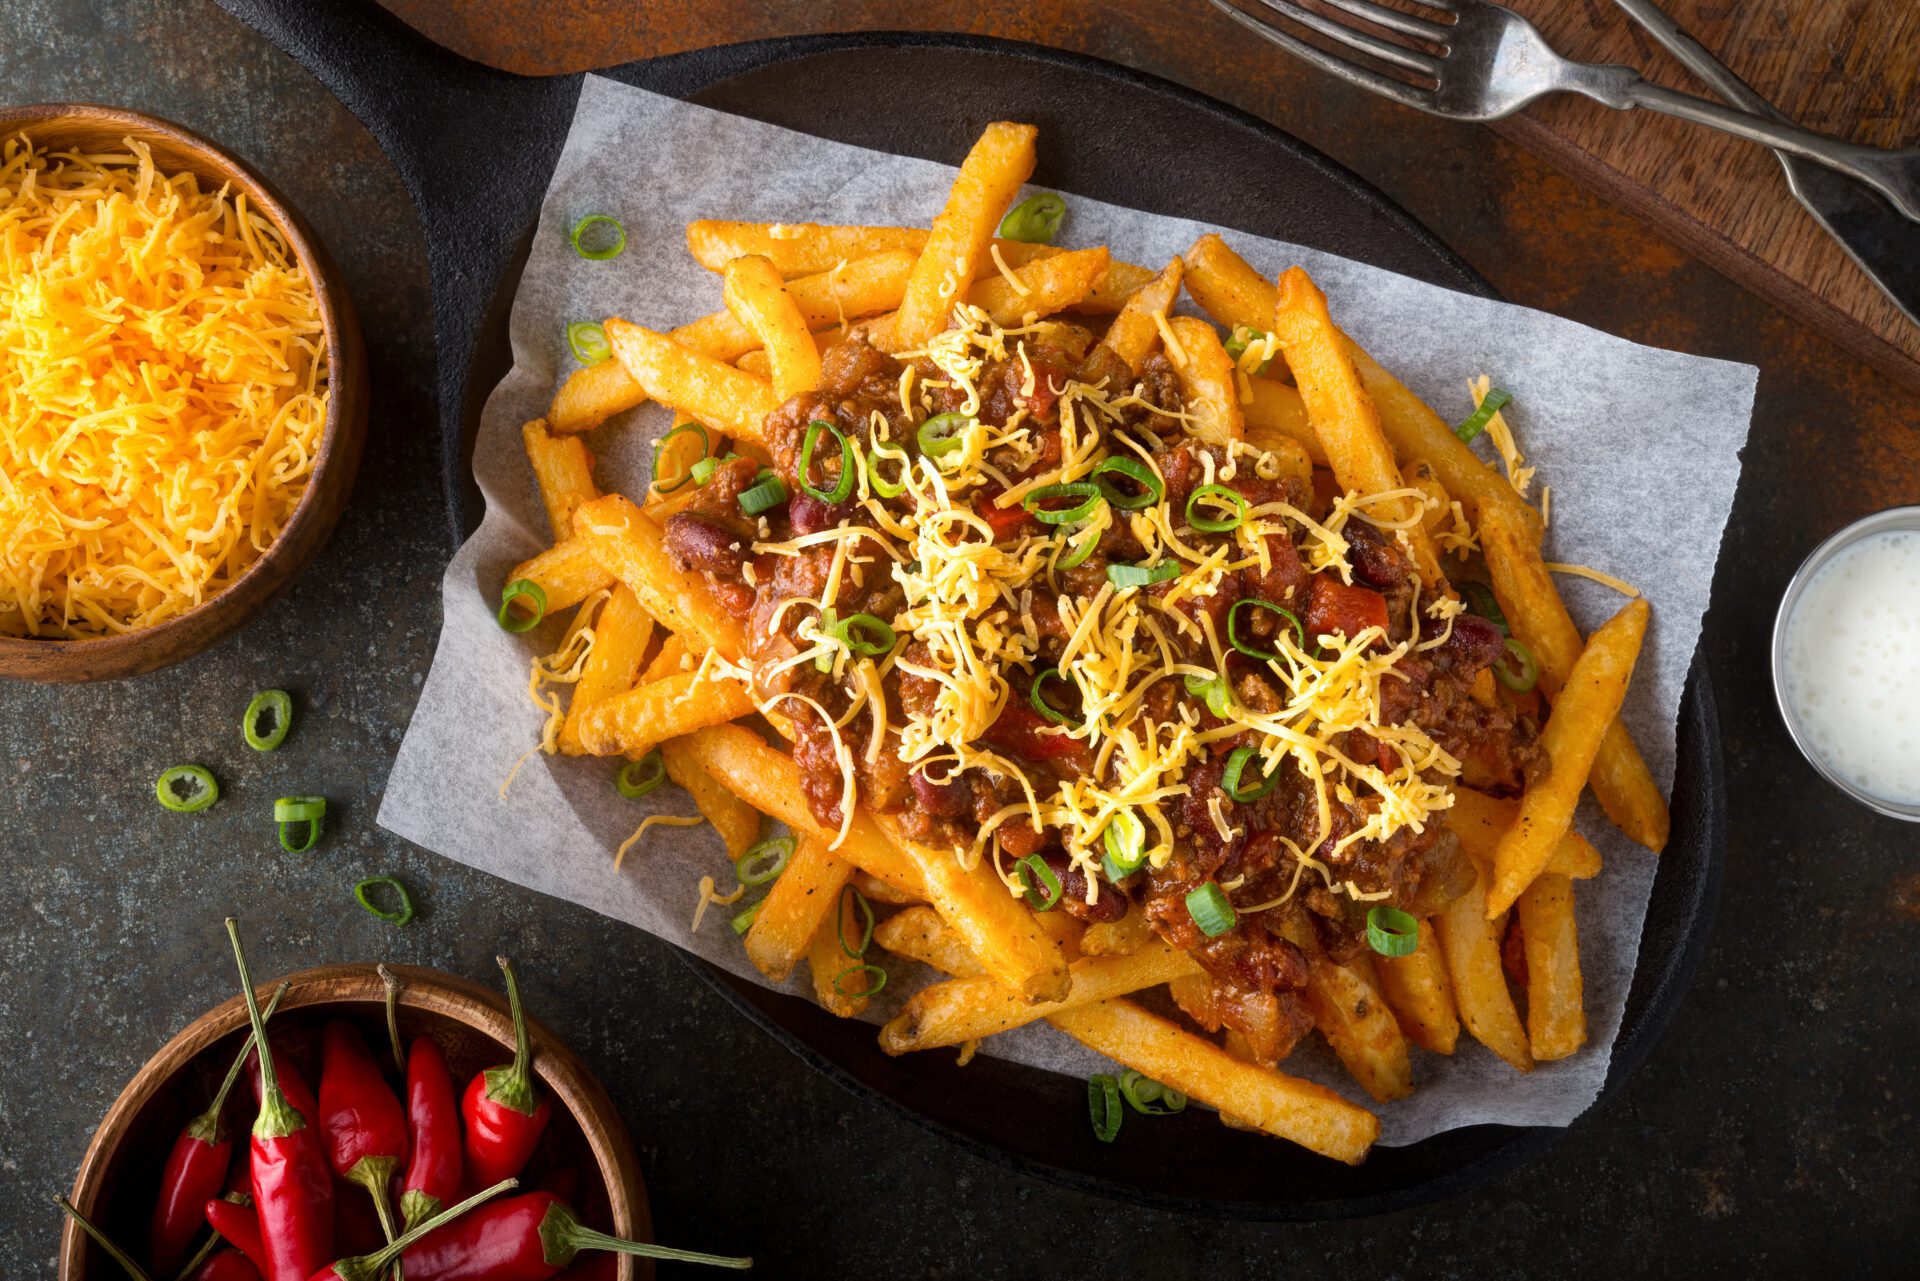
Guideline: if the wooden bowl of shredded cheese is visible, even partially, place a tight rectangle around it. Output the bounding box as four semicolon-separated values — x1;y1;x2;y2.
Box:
0;104;367;681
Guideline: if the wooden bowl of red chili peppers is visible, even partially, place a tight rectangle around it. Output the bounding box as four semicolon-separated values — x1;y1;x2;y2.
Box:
57;921;753;1280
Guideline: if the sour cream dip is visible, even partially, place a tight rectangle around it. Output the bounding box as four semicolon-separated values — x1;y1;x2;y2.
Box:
1774;508;1920;819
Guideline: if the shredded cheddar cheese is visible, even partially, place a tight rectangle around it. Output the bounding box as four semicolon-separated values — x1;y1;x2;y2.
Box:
0;134;329;638
1469;375;1533;499
1544;561;1641;598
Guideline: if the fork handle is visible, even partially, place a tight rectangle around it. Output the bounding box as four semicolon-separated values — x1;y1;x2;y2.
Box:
1608;77;1920;223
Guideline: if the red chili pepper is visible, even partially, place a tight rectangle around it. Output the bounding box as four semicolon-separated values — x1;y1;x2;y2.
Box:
226;919;335;1281
149;984;288;1274
399;1192;751;1280
400;1035;463;1229
206;1195;271;1276
192;1251;267;1281
1306;574;1389;643
318;1019;409;1244
460;958;553;1190
306;1179;518;1281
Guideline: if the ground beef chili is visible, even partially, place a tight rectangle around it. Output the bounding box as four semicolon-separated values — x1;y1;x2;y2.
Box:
658;321;1541;1065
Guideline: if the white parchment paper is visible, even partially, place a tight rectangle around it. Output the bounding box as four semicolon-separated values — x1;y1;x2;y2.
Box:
379;75;1755;1145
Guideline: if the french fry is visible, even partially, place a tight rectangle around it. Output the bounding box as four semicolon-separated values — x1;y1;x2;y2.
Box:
1373;925;1459;1055
1093;256;1182;373
1517;873;1586;1060
850;870;919;906
874;905;984;978
574;495;747;659
877;940;1198;1055
678;724;923;897
1402;458;1455;549
1269;266;1444;587
1486;598;1649;917
1182;233;1285;359
661;738;762;860
1480;504;1669;852
870;812;1070;1004
557;585;653;754
1077;258;1159;315
1432;866;1533;1072
603;318;778;445
640;631;691;683
888;121;1038;350
1080;904;1153;957
723;254;822;402
972;246;1112;327
1279;915;1412;1102
1447;787;1602;880
548;358;648;436
1051;1000;1380;1164
744;833;853;984
1242;377;1327;467
810;890;877;1017
521;419;598;538
1165;315;1243;447
573;668;758;758
686;221;1056;277
507;538;614;614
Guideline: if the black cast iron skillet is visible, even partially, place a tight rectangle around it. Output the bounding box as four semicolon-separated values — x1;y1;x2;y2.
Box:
216;0;1725;1218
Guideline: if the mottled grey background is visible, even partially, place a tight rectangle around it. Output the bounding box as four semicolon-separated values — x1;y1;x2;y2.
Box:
2;2;1915;1278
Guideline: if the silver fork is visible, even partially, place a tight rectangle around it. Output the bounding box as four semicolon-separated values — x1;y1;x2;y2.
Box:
1208;0;1920;224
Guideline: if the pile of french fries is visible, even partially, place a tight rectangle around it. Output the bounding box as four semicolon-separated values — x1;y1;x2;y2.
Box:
503;121;1669;1164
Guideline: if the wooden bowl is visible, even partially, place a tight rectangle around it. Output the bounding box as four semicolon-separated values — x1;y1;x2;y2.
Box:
0;104;369;683
59;964;652;1280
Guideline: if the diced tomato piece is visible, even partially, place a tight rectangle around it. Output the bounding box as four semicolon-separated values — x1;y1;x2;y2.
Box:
975;486;1034;541
984;702;1091;770
1306;575;1389;642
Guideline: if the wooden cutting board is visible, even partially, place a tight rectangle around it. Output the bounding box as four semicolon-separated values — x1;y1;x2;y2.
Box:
1495;0;1920;392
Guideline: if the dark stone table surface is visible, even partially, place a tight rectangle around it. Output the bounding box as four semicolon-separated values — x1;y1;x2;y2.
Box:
4;1;1916;1276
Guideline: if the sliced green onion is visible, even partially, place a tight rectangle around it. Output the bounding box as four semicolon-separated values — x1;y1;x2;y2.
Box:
736;835;794;887
838;884;876;958
569;214;626;260
690;456;722;485
1183;672;1233;718
155;765;218;813
1118;1068;1188;1115
1023;482;1103;526
651;422;708;494
617;750;667;799
730;899;763;935
1366;906;1420;958
1015;854;1063;911
799;419;855;503
275;796;326;854
1106;560;1180;590
1091;456;1163;510
243;689;293;752
497;578;547;633
354;877;416;926
1186;484;1247;533
833;963;888;997
831;612;897;657
1462;580;1509;635
737;472;788;515
1087;1073;1124;1142
866;443;909;498
998;192;1067;244
1185;882;1236;938
1224;326;1274;374
1227;598;1305;661
1221;746;1278;803
1102;809;1147;879
566;320;610;364
1454;387;1512;443
1029;667;1072;725
1492;636;1539;693
917;412;970;462
1055;524;1099;570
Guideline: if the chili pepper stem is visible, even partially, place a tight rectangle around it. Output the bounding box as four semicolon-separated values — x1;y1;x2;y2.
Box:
541;1201;753;1270
397;1189;440;1231
346;1155;401;1242
378;964;405;1074
223;918;304;1140
171;1226;222;1281
187;981;290;1143
328;1178;518;1281
54;1193;158;1281
483;956;539;1114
